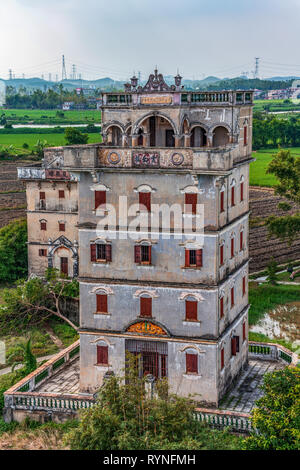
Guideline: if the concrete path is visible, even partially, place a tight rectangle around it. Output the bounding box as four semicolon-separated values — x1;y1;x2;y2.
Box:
0;353;56;377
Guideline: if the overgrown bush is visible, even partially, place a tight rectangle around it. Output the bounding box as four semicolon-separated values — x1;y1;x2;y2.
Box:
0;219;27;282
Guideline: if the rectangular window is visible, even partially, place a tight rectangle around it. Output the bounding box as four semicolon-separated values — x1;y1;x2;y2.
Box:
95;190;106;210
221;348;224;370
185;300;198;321
244;126;247;146
40;222;47;231
185;193;197;215
220;297;224;318
96;294;108;314
240;231;244;251
243;322;246;342
231;238;234;258
97;345;108;365
91;244;112;262
231;287;235;308
231;187;235;207
243;276;246;296
139;192;151;212
220;245;224;266
39;249;47;257
39;191;45;200
59;223;65;232
141;245;151;264
231;337;237;356
240;182;244;202
234;335;240;353
185;249;202;267
220;191;225;213
186;353;198;374
59;190;65;199
140;297;152;318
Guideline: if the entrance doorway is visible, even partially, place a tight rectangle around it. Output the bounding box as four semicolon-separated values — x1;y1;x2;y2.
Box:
125;339;167;379
60;257;68;276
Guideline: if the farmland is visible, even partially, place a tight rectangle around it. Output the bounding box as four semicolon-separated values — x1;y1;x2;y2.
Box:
253;99;300;113
1;109;100;125
0;132;101;155
250;147;300;187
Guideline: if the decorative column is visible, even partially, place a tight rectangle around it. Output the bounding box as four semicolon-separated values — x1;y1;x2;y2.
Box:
122;133;128;147
143;132;150;147
174;134;182;148
207;132;213;148
132;134;139;147
184;133;191;147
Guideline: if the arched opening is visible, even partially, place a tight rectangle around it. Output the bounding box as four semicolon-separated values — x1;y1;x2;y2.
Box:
107;125;122;146
190;126;207;147
137;128;143;146
126;126;132;147
52;246;73;277
213;126;229;147
137;115;176;147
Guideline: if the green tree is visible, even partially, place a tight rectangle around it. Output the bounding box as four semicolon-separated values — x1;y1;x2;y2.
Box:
243;368;300;450
266;149;300;241
0;219;28;283
65;127;89;145
66;354;242;450
0;269;79;334
266;258;278;285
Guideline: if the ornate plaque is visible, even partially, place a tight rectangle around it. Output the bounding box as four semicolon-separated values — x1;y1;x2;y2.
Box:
140;95;172;105
107;151;121;165
127;321;167;336
171;152;184;166
132;152;160;168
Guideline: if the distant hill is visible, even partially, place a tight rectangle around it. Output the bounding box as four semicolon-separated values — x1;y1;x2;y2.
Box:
0;74;297;93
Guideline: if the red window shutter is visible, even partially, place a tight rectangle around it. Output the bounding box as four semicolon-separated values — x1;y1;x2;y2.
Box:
139;192;151;212
231;287;235;307
134;245;141;263
185;249;190;267
186;353;198;374
39;191;45;200
95;190;106;209
240;182;244;202
140;297;152;317
220;191;224;212
220;297;224;318
90;244;96;262
231;337;237;356
196;249;203;267
220;245;224;266
231;238;234;258
106;244;112;262
185;193;197;214
185;300;198;321
59;190;65;199
240;231;243;251
243;276;246;296
231;187;235;206
97;345;108;365
59;223;65;231
40;222;46;231
221;348;224;369
97;294;107;313
244;126;247;146
243;322;246;341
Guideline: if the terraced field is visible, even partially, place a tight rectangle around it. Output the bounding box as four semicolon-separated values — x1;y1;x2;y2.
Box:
0;161;27;228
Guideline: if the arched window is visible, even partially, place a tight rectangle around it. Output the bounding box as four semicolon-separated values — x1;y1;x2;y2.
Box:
213;126;229;147
137;128;143;146
191;126;207;147
107;126;122;146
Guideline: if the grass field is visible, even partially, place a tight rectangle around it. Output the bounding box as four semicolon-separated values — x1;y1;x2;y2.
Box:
0;132;102;155
1;109;100;125
250;147;300;186
253;99;300;113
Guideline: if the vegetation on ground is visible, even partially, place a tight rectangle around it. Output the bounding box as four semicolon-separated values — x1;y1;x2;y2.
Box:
0;268;79;334
253;99;300;114
0;132;101;159
248;282;300;325
65;127;88;145
0;219;27;283
243;367;300;450
66;354;242;450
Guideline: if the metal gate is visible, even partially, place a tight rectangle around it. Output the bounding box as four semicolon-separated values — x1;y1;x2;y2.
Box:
125;339;168;379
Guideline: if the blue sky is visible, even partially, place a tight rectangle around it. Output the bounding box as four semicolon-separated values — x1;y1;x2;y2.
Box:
0;0;299;81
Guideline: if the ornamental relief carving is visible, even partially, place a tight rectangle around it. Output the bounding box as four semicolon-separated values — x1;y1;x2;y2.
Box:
126;321;168;336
